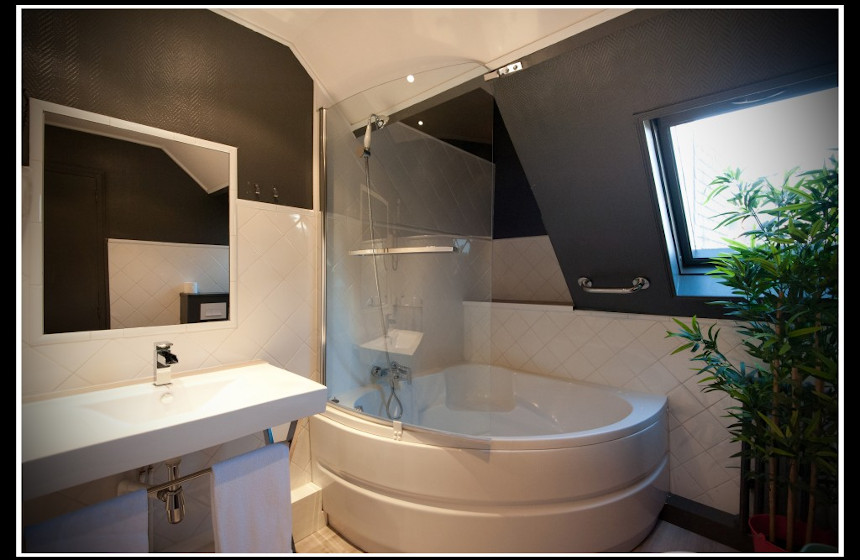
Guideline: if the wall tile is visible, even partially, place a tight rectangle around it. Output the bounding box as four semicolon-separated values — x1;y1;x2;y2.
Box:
491;236;572;303
464;301;746;515
107;240;228;329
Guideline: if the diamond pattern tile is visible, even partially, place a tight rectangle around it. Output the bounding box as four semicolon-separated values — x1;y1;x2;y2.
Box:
107;239;228;329
492;236;572;303
464;302;748;514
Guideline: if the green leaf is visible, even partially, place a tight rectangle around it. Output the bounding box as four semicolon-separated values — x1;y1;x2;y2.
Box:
786;326;822;338
756;411;785;438
670;342;695;355
671;317;695;334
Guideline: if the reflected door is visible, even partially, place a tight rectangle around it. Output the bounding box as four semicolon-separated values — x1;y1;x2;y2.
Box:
44;162;108;333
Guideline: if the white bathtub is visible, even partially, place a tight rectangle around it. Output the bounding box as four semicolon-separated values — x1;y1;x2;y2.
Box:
309;363;669;553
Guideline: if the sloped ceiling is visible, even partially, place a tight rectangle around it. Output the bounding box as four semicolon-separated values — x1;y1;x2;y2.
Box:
216;7;630;126
215;8;839;319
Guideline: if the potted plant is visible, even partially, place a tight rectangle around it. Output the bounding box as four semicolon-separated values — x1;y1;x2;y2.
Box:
667;156;839;552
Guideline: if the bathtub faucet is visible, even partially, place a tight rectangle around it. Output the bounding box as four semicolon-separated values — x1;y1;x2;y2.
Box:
370;362;411;385
370;365;386;380
389;361;412;385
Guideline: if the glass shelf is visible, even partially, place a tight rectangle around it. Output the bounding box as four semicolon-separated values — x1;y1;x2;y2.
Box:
348;246;456;256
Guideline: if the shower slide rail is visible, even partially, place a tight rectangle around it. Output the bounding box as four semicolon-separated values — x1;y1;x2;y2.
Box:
577;276;650;294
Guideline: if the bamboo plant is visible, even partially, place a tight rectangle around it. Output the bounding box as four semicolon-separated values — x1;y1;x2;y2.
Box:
667;156;839;551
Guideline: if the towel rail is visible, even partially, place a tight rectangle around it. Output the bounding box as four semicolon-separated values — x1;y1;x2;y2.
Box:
577;276;650;294
146;467;211;496
145;438;292;497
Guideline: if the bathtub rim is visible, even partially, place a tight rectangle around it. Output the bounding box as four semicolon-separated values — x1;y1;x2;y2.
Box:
322;364;668;451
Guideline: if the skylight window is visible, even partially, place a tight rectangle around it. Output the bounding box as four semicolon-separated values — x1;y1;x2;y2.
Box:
639;70;838;296
670;88;837;262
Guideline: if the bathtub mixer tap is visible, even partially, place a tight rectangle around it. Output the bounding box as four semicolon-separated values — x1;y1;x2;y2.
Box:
390;361;411;385
371;361;411;385
371;361;408;420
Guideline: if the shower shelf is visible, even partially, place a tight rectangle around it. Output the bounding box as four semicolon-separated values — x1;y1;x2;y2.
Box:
348;246;456;256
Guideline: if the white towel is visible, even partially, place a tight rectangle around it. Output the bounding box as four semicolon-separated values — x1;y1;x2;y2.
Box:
24;488;149;552
210;443;293;553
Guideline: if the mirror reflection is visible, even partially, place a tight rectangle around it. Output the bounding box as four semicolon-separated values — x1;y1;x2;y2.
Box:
39;107;231;334
398;86;494;161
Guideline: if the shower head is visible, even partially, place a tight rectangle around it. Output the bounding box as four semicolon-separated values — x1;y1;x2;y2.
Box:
371;114;389;130
362;114;390;156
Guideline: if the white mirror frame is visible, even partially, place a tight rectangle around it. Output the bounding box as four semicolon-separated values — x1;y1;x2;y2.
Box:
24;98;238;346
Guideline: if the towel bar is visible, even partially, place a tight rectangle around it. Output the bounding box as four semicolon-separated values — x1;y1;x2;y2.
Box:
144;439;290;496
146;468;210;496
577;276;650;294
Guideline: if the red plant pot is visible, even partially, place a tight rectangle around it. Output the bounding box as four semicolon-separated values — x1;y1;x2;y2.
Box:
748;514;837;553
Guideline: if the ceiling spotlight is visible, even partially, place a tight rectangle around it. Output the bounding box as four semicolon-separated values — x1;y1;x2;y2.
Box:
406;74;415;83
418;120;423;126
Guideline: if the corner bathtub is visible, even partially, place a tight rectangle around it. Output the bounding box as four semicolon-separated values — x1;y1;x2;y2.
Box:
309;363;669;553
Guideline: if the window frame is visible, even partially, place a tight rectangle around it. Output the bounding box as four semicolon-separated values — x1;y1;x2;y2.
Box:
637;67;837;296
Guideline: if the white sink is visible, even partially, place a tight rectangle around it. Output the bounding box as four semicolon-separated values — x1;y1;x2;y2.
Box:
22;360;326;501
83;374;234;424
359;329;424;355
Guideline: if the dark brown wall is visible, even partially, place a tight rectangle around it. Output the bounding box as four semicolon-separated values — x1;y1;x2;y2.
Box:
495;9;839;318
46;126;229;245
22;8;313;208
492;103;546;239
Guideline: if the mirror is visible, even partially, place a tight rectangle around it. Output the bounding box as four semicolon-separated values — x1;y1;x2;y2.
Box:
25;99;237;342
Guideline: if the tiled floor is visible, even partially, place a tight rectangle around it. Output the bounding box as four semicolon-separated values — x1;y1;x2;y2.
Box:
294;520;739;554
295;526;363;554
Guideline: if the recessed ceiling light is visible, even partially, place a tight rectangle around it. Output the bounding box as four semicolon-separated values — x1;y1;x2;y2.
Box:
406;74;415;83
418;120;423;126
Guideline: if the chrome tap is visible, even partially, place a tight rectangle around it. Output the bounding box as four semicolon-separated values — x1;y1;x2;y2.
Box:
371;361;411;385
370;365;387;380
389;361;412;385
154;342;178;386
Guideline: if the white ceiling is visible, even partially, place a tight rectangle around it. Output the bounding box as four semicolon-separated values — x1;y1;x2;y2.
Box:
216;7;631;127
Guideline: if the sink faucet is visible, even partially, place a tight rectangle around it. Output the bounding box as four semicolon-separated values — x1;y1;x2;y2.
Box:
154;342;178;386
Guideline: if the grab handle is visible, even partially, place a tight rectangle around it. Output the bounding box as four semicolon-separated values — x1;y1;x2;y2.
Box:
577;276;650;294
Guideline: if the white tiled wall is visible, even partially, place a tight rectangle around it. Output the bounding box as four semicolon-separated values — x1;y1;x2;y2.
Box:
107;239;229;329
491;236;572;304
21;200;320;551
464;301;751;515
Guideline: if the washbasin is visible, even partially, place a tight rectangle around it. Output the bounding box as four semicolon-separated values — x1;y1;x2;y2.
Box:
359;329;424;355
83;375;234;424
22;360;326;501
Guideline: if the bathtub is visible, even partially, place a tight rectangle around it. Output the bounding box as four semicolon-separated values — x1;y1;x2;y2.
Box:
309;363;669;553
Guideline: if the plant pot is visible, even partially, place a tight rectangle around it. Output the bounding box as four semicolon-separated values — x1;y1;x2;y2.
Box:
748;514;837;553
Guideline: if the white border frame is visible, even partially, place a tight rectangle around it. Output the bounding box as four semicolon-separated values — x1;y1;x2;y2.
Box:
24;98;238;346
